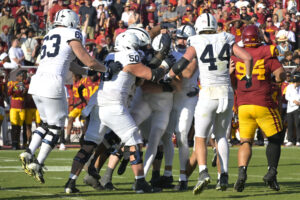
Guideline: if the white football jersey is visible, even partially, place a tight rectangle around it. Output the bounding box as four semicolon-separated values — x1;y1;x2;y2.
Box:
97;50;141;106
29;27;83;98
188;32;235;87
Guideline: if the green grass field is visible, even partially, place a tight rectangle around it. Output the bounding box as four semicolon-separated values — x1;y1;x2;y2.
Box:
0;147;300;200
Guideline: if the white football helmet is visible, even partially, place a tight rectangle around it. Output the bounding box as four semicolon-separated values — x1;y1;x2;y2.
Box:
127;27;151;47
114;32;140;51
151;34;164;52
194;13;217;34
53;9;80;29
176;25;196;38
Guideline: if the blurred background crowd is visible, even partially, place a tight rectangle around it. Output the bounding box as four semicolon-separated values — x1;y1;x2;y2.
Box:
0;0;300;150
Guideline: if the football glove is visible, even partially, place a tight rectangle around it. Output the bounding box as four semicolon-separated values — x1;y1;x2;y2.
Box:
160;33;172;57
241;75;252;88
107;61;123;74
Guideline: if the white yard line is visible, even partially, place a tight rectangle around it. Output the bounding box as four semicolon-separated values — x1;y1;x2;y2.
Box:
2;189;85;200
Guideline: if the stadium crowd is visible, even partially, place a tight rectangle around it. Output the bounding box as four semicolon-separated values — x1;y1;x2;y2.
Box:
0;0;299;195
0;0;300;149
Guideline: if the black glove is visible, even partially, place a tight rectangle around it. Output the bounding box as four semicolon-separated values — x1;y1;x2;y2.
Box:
163;54;176;69
186;87;199;97
107;61;123;74
241;75;252;88
160;33;172;57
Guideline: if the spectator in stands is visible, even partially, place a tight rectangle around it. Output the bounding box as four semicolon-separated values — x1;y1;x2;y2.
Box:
113;20;126;42
292;54;300;68
256;3;267;25
177;0;187;19
285;51;294;65
112;0;124;21
273;13;281;28
96;3;108;20
21;29;38;66
8;38;25;66
0;52;19;69
265;17;279;45
280;13;297;32
157;0;168;24
0;26;11;48
222;0;231;13
21;0;33;12
277;22;296;49
235;0;249;11
48;0;69;23
273;0;284;22
277;35;292;61
142;0;156;26
229;5;240;20
163;2;178;27
181;6;196;26
0;7;15;35
121;2;132;27
95;27;106;46
69;0;80;14
213;4;223;22
240;6;251;21
79;0;98;39
251;14;260;27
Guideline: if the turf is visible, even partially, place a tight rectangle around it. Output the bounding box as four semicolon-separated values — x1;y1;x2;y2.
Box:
0;147;300;200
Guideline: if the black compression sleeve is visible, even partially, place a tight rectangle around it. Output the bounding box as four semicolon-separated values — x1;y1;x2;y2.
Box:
172;57;190;75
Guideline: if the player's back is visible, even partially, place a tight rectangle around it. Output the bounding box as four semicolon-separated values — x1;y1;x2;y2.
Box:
37;27;82;78
233;44;282;107
188;32;235;87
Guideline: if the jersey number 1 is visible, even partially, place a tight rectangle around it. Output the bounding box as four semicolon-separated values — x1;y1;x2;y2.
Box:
200;43;230;71
40;34;61;59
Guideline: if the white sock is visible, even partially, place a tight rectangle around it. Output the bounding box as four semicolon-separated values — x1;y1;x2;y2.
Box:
163;170;172;177
179;174;187;181
37;134;53;164
218;173;221;179
217;137;229;173
28;127;47;154
199;165;207;173
69;173;78;180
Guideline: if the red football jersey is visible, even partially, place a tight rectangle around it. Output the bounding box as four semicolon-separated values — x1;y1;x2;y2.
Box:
232;45;282;108
80;76;100;101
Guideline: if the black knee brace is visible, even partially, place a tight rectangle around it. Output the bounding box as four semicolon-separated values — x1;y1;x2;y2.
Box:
111;148;123;159
73;140;97;164
103;131;121;149
240;141;253;146
42;131;60;148
124;145;143;165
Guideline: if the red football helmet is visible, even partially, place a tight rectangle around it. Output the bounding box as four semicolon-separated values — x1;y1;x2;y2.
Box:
242;25;262;47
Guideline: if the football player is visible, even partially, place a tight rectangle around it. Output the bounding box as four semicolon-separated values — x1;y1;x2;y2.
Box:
161;25;199;191
19;9;107;184
165;13;253;194
232;25;286;192
64;31;171;194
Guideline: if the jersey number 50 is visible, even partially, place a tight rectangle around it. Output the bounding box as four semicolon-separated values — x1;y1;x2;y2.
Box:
40;34;61;59
200;43;231;71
